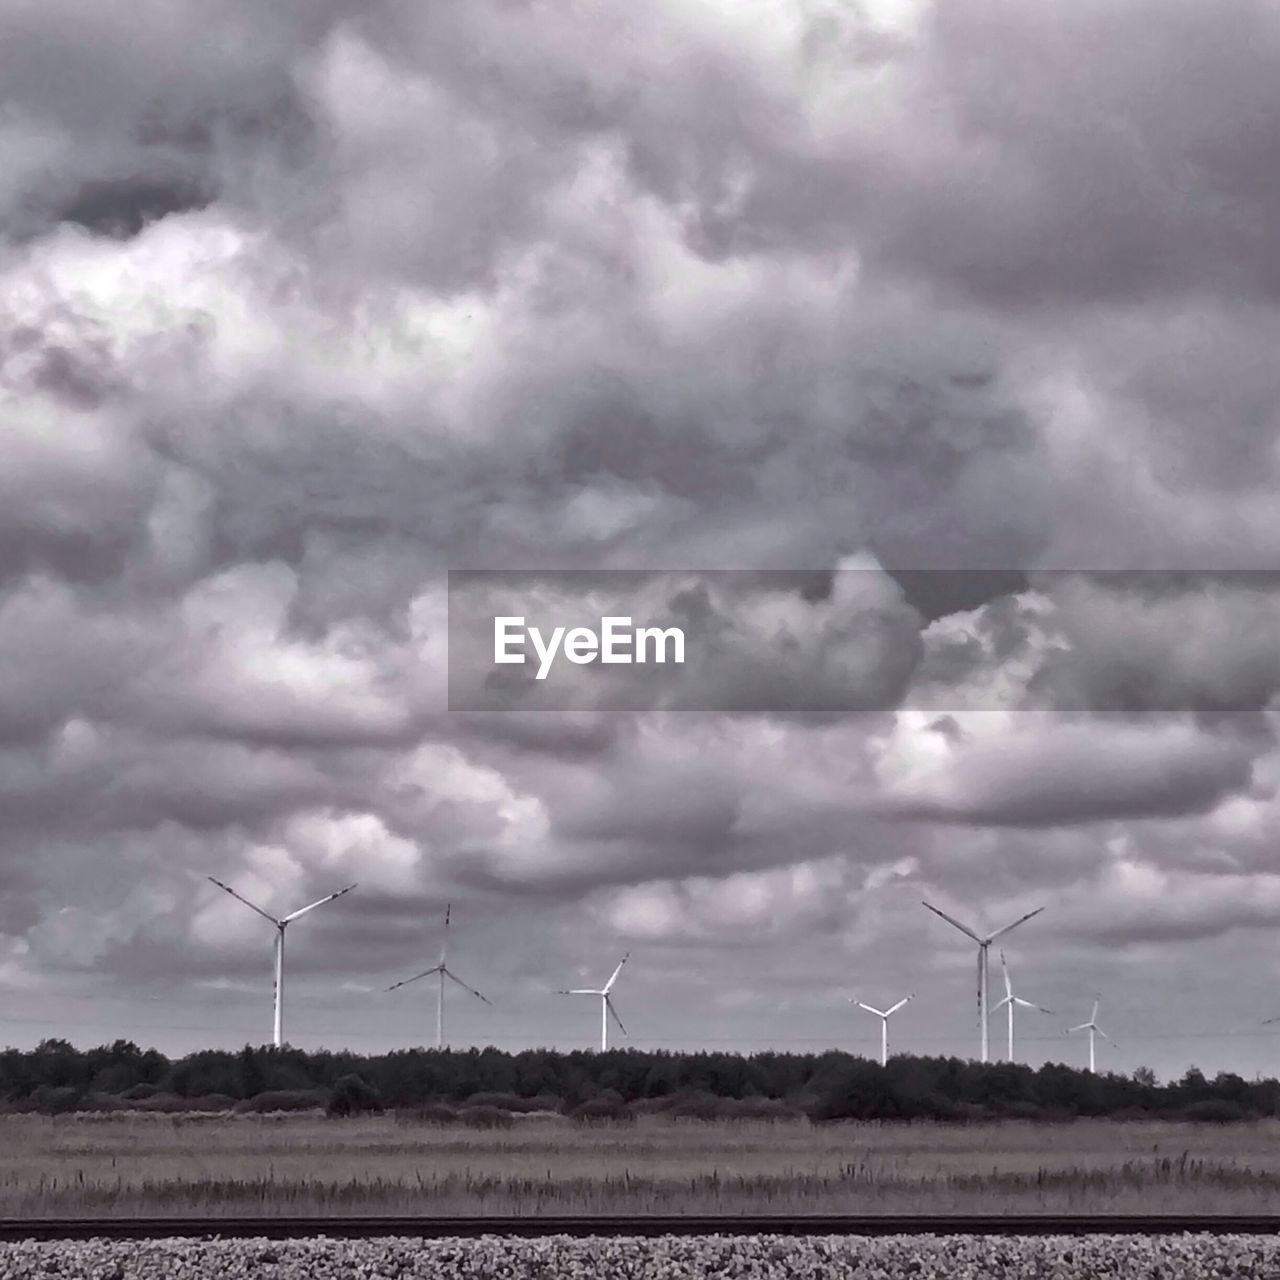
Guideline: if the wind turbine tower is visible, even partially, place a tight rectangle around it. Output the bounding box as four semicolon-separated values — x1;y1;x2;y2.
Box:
386;904;493;1050
991;950;1053;1061
207;876;357;1049
558;953;629;1051
1068;994;1114;1073
922;900;1045;1063
851;993;913;1066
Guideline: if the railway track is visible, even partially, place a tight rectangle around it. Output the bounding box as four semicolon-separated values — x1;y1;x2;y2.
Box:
2;1215;1280;1240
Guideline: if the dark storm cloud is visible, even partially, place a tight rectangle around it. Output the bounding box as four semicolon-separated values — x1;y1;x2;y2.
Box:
450;711;622;761
887;570;1031;625
876;719;1255;827
1029;574;1280;714
553;762;741;848
905;0;1280;308
0;3;330;259
42;174;215;241
1053;862;1280;948
650;0;1280;310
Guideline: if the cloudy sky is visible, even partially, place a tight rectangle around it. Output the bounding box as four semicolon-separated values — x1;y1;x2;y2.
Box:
4;0;1280;1082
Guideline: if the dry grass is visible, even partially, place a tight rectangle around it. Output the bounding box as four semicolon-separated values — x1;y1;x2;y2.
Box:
5;1112;1280;1217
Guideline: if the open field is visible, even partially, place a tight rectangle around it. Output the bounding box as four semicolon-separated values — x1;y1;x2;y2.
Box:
6;1113;1280;1217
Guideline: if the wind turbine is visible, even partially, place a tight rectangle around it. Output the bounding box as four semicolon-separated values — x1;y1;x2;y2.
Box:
558;953;629;1051
851;993;913;1066
922;900;1045;1063
386;903;492;1050
207;876;357;1049
1068;994;1114;1073
990;950;1053;1061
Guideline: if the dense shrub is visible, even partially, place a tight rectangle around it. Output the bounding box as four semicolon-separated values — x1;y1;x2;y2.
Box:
1000;1100;1047;1121
626;1096;675;1118
395;1102;460;1125
190;1093;237;1111
1181;1098;1253;1123
663;1090;725;1121
1109;1105;1159;1122
569;1090;632;1123
917;1092;960;1121
808;1062;906;1122
724;1095;805;1121
132;1092;197;1112
457;1104;514;1129
5;1040;1280;1125
77;1092;127;1112
462;1091;561;1113
31;1086;82;1114
116;1091;237;1113
627;1091;804;1122
233;1089;328;1114
327;1074;382;1118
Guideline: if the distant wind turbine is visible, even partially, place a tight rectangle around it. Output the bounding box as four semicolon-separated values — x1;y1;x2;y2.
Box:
207;876;357;1049
1068;994;1114;1073
558;953;629;1051
386;904;492;1050
990;950;1053;1062
851;993;913;1066
922;900;1045;1063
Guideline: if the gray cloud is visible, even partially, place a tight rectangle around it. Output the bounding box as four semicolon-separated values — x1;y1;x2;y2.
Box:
1025;574;1280;714
1;0;1279;1078
876;718;1255;827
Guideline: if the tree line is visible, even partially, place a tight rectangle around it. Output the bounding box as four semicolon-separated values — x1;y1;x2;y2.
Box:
1;1038;1275;1122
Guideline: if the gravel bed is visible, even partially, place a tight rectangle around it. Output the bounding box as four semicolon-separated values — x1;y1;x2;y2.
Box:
1;1232;1277;1278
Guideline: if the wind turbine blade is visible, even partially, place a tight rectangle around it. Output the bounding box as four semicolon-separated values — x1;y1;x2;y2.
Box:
281;883;357;923
444;969;493;1005
885;995;914;1017
856;1002;887;1017
999;950;1013;999
386;965;442;992
606;995;627;1035
1015;998;1055;1014
603;952;630;993
1067;1022;1090;1032
1090;997;1100;1023
991;995;1012;1012
207;876;279;926
558;988;601;996
439;902;451;965
921;901;981;942
989;905;1045;941
1096;1026;1113;1042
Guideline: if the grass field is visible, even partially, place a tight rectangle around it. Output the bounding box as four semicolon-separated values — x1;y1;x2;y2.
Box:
6;1112;1280;1217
